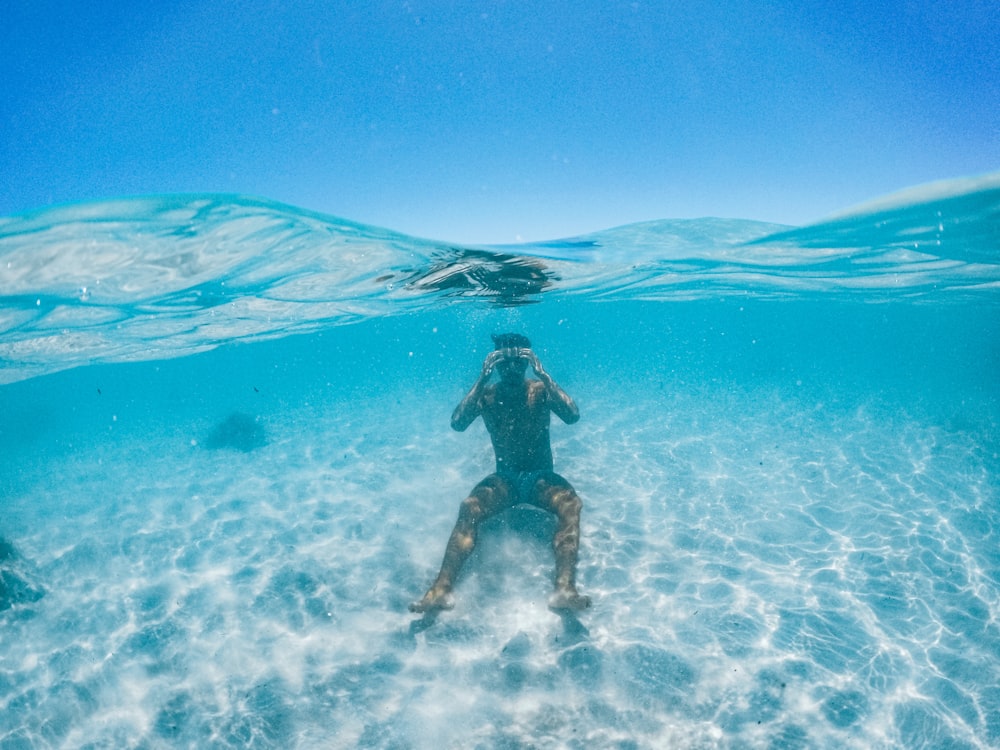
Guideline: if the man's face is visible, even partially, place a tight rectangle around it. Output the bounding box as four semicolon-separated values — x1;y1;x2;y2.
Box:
496;350;528;382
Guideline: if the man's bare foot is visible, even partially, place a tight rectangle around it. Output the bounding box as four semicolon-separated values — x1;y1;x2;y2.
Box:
548;589;591;612
409;590;455;613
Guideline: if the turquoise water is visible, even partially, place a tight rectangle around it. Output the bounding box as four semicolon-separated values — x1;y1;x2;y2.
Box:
1;175;998;748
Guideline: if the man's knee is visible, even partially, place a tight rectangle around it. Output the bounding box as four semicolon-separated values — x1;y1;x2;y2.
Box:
455;530;475;552
551;488;582;518
459;486;495;520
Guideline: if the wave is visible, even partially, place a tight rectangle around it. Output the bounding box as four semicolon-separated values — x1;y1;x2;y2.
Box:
1;173;998;384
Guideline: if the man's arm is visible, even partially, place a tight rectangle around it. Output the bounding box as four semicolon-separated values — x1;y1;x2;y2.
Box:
523;349;579;424
451;350;503;431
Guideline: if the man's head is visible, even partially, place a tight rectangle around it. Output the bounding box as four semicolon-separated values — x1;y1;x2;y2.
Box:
492;332;531;382
492;333;531;351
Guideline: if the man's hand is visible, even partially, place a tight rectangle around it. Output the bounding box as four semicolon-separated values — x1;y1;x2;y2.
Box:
480;350;504;379
519;348;579;424
519;348;546;377
454;350;503;431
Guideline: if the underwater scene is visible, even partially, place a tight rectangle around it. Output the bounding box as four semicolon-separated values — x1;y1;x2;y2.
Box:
1;174;998;749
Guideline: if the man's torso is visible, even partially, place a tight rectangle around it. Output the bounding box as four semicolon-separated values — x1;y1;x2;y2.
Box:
480;380;553;472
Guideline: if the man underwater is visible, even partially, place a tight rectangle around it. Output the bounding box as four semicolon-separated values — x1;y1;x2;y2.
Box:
410;333;591;613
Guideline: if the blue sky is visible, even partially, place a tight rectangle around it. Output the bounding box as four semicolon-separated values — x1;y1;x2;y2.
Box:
2;0;998;242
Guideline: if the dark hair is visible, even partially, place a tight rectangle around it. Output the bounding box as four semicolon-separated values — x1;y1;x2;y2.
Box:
491;332;531;350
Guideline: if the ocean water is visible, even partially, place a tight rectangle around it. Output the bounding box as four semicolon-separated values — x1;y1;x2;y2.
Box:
1;175;998;749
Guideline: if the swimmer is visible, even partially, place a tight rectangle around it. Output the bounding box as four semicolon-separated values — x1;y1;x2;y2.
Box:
410;333;591;614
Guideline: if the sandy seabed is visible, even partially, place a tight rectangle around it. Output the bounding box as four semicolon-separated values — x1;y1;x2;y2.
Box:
2;377;998;749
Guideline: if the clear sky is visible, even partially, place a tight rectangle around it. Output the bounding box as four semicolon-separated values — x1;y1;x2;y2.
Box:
2;0;998;242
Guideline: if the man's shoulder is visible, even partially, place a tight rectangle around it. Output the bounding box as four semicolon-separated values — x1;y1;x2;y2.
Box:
527;379;547;395
525;379;549;408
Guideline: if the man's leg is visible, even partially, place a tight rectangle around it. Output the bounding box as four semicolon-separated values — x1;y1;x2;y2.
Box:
537;476;591;611
409;475;512;613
